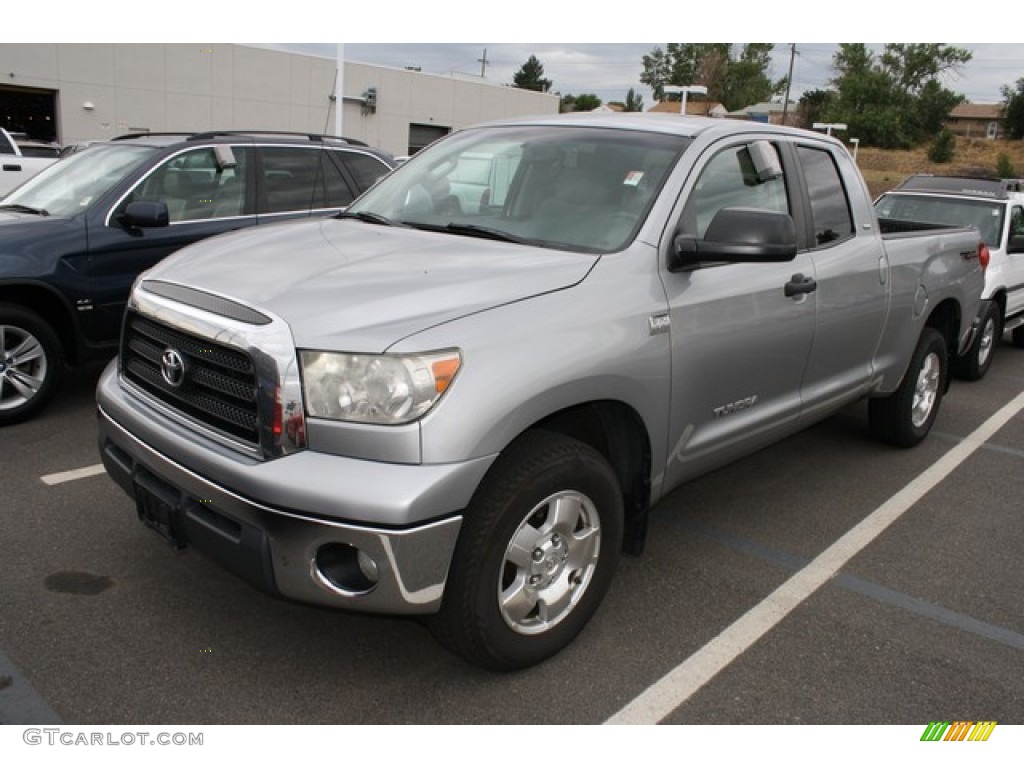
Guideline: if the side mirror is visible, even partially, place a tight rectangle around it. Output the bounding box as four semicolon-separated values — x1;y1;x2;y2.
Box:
119;201;169;228
671;207;798;272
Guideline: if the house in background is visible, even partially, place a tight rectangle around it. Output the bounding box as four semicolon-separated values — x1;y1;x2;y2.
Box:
648;99;727;118
725;101;800;126
946;103;1007;140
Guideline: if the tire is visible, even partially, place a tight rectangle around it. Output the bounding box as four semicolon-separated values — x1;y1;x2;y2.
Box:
953;301;1001;381
430;430;623;671
1013;325;1024;349
0;304;64;426
868;328;947;448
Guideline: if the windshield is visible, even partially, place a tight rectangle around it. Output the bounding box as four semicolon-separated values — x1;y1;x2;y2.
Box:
348;125;689;253
875;193;1005;247
2;143;157;216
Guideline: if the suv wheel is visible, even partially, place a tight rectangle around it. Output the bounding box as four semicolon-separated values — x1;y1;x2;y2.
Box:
953;301;1000;381
0;305;64;426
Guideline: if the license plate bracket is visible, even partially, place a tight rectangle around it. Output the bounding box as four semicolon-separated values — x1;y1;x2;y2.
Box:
134;472;188;549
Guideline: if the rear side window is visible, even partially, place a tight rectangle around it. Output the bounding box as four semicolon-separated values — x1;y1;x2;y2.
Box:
797;146;854;246
334;151;391;194
260;147;324;214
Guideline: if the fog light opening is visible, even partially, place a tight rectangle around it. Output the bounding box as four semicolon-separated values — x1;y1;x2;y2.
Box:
315;542;380;594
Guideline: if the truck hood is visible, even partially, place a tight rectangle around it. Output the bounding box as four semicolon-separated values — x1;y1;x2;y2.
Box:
142;217;599;351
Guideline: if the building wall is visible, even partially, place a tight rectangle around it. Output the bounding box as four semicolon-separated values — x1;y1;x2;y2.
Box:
0;43;559;155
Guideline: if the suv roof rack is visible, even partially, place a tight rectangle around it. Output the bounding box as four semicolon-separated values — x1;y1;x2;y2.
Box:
111;130;369;147
186;130;369;147
895;174;1011;200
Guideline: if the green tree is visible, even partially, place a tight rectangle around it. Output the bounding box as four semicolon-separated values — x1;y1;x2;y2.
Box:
559;93;602;112
824;43;971;148
927;128;956;163
640;43;783;111
1001;78;1024;140
513;55;552;93
624;87;644;112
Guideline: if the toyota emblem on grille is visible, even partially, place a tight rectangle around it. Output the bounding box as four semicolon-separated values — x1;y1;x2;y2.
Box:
160;348;187;388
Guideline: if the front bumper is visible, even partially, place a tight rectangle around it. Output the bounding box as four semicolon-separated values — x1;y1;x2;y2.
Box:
97;361;494;615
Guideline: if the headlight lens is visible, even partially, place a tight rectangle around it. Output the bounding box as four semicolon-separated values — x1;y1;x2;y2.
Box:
299;349;461;424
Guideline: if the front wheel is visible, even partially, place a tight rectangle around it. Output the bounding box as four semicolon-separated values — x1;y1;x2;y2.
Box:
0;304;64;426
953;301;1001;381
868;328;947;448
430;430;623;671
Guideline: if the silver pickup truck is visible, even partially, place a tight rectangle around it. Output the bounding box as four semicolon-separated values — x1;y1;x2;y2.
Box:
96;115;985;670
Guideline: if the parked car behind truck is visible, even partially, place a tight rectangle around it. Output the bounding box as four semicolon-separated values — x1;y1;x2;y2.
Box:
0;127;58;196
875;174;1024;380
96;115;984;670
0;130;394;425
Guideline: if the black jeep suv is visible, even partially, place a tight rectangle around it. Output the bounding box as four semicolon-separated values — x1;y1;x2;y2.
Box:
0;130;394;424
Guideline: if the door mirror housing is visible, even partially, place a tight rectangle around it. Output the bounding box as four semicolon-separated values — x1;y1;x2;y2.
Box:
671;207;798;271
119;201;170;229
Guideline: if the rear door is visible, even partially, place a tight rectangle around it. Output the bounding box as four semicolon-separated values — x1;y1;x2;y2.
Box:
789;141;888;420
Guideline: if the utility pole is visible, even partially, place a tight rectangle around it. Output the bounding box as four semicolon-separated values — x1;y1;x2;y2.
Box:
781;44;797;125
478;48;489;78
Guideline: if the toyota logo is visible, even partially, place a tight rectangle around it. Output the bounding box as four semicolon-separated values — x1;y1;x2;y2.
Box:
160;348;187;388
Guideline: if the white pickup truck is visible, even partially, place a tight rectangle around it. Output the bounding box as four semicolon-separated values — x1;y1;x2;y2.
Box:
0;127;58;196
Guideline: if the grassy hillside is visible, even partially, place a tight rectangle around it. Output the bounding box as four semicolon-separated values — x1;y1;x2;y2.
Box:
856;137;1024;199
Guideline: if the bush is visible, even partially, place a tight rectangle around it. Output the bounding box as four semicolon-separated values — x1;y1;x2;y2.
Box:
927;129;956;163
996;153;1016;178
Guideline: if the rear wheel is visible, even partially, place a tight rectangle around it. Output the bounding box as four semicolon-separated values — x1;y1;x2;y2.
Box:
430;430;623;671
1012;325;1024;349
869;328;947;448
953;301;1000;381
0;304;64;426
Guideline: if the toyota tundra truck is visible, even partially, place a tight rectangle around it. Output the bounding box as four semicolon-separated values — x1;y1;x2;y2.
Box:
96;115;985;671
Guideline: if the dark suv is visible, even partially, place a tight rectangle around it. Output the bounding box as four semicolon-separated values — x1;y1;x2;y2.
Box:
0;130;394;424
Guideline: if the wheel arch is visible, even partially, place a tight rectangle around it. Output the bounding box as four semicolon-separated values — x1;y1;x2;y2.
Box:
923;297;963;389
522;400;652;556
0;282;81;365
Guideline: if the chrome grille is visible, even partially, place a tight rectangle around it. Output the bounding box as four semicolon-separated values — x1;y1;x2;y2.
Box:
121;312;260;444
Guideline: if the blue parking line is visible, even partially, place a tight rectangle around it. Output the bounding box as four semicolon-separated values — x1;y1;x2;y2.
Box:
0;649;62;725
672;519;1024;653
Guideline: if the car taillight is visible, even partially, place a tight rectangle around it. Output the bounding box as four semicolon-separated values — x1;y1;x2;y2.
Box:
979;242;990;271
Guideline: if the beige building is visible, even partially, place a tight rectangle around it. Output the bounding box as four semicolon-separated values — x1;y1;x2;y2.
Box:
0;43;560;156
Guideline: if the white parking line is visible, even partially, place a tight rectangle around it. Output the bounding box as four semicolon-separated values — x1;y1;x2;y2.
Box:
40;464;106;486
606;389;1024;725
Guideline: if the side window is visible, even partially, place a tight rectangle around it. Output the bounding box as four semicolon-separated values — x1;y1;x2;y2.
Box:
260;147;325;214
797;146;854;246
682;142;789;238
325;154;362;210
1011;206;1024;237
124;146;249;223
335;151;392;195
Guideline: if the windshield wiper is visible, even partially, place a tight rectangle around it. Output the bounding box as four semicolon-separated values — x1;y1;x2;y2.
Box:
439;222;530;244
337;210;404;227
0;203;49;216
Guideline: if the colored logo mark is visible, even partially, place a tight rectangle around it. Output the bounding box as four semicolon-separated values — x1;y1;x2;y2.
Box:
921;721;997;742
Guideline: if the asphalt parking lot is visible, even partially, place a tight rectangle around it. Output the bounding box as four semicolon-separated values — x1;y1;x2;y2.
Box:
1;339;1022;728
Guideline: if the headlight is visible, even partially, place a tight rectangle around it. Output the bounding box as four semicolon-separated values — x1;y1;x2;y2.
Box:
299;349;461;425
